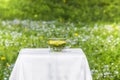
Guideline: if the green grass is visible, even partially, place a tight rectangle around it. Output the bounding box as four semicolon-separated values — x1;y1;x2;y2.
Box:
0;20;120;80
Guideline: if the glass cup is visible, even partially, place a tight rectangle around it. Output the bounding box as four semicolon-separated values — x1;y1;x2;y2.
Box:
48;38;66;52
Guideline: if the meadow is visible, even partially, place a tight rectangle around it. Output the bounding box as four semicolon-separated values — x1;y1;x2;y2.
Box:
0;20;120;80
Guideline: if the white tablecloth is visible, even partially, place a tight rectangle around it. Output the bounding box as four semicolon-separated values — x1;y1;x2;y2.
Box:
9;48;92;80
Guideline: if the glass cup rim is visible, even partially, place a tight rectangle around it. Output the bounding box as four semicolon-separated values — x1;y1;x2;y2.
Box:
48;38;66;40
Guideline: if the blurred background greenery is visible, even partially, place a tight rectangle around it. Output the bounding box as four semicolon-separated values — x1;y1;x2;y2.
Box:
0;0;120;80
0;0;120;23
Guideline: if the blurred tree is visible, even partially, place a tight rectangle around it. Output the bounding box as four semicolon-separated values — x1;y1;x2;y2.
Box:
0;0;120;22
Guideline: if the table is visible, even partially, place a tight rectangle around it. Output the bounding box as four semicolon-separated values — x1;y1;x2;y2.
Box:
9;48;92;80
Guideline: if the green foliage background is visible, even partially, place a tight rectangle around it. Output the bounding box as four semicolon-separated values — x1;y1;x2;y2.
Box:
0;0;120;22
0;0;120;80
